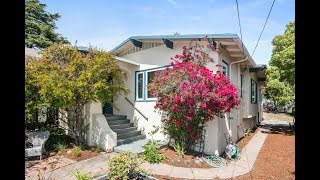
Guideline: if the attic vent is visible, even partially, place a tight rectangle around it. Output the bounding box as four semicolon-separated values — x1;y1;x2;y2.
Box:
119;42;164;56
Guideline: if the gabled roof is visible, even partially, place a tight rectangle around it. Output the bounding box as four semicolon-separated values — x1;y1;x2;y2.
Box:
110;33;257;67
77;46;140;65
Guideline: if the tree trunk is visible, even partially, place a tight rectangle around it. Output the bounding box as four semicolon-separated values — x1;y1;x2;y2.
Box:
66;102;88;145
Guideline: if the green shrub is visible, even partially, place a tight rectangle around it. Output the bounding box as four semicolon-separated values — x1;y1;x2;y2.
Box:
45;134;73;152
79;143;88;150
244;128;253;136
90;146;103;153
142;125;166;163
108;152;146;180
55;143;67;154
142;140;166;163
32;125;74;152
173;142;185;158
72;147;81;157
73;170;92;180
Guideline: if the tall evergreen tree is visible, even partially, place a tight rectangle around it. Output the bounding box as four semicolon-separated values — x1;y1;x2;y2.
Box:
25;0;69;49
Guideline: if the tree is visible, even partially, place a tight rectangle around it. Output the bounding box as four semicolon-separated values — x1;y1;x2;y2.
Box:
25;0;69;49
25;44;127;144
266;21;295;108
149;41;240;151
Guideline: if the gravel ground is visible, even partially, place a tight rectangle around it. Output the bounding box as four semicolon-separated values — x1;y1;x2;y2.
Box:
233;126;295;180
263;112;294;123
25;153;76;178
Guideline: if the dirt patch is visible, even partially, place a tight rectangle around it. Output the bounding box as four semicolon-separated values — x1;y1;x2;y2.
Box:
159;146;213;168
62;148;99;161
263;112;294;123
25;147;100;178
25;153;76;178
233;126;295;180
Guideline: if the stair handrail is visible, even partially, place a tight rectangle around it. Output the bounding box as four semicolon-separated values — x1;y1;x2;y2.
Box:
124;97;148;121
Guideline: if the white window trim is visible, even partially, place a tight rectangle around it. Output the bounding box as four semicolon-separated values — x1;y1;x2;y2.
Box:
135;66;170;101
145;70;158;101
136;72;144;101
251;79;257;104
222;60;229;79
145;67;167;100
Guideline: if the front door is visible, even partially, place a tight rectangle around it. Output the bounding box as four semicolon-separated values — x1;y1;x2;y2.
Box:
103;76;113;115
103;102;113;115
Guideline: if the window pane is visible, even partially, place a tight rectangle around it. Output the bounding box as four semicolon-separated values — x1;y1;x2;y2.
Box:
147;71;156;98
251;80;256;103
240;75;243;97
222;60;228;78
222;66;227;76
138;73;143;99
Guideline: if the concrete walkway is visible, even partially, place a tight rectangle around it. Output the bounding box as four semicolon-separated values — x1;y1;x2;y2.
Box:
26;127;269;180
140;128;269;179
25;152;118;180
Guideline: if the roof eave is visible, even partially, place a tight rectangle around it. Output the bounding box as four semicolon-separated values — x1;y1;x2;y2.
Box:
110;34;239;53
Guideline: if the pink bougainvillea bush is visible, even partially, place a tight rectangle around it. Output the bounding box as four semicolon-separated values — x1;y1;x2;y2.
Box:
148;41;240;151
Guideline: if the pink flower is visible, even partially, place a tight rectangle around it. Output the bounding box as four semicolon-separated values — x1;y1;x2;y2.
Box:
190;133;198;140
174;120;181;128
182;46;187;50
187;126;192;131
201;102;207;108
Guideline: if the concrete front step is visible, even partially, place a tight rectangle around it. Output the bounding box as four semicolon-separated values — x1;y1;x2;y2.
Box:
107;119;130;125
112;127;137;134
104;114;127;120
109;123;134;129
117;130;142;139
117;134;146;146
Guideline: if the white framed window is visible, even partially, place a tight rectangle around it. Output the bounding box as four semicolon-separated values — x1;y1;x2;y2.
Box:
146;70;159;100
135;66;168;101
136;72;144;101
251;79;257;104
222;60;229;78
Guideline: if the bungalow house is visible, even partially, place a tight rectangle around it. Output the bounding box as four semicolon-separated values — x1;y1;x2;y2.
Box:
83;33;266;155
25;33;267;156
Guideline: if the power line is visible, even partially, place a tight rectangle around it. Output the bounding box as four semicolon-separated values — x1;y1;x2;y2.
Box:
252;0;276;56
235;0;245;57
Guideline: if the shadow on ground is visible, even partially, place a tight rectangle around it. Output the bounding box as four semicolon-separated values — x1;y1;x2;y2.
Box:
261;125;295;136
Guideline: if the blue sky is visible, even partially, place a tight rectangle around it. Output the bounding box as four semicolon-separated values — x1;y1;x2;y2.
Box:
41;0;294;65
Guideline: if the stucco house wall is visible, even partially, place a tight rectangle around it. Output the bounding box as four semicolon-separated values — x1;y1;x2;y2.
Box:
241;68;260;129
114;40;250;155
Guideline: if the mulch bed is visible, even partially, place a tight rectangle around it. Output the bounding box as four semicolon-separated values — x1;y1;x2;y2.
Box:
233;126;295;180
159;146;213;168
60;148;100;161
158;127;259;169
154;126;294;180
25;153;76;177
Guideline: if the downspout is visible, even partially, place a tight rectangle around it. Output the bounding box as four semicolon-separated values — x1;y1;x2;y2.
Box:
225;57;248;138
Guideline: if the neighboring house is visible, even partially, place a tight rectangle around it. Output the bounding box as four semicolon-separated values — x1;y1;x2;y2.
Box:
25;47;42;58
25;33;267;155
